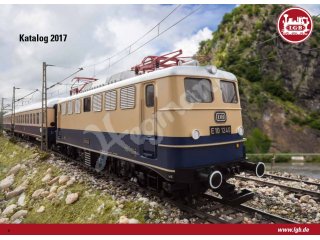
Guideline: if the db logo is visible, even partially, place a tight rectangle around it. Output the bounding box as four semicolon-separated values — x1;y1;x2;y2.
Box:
277;7;313;44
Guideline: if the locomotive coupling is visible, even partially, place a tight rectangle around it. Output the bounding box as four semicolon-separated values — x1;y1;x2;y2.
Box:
241;161;265;177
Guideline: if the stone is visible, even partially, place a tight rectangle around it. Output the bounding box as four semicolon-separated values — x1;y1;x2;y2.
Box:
42;174;52;183
2;204;17;216
32;189;45;199
119;216;129;224
300;195;311;203
0;174;14;190
50;185;58;193
47;192;56;200
128;218;140;224
48;176;59;185
40;191;49;197
6;186;26;199
36;206;45;213
65;193;79;204
57;185;67;193
59;175;70;185
66;178;76;186
10;210;28;221
138;197;149;203
46;168;52;174
97;203;105;213
17;193;26;206
149;201;158;208
0;218;9;223
7;164;21;175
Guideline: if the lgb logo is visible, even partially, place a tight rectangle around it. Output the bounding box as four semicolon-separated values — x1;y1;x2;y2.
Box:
277;7;313;44
215;111;226;123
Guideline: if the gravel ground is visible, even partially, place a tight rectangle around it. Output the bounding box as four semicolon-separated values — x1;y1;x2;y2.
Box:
1;141;319;224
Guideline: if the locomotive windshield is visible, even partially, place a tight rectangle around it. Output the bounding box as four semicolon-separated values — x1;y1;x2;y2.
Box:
220;80;238;103
184;78;213;103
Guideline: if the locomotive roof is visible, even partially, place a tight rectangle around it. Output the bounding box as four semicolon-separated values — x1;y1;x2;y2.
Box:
3;98;60;116
58;65;237;103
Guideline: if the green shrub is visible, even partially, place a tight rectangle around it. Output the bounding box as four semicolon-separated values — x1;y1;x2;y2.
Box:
245;128;272;153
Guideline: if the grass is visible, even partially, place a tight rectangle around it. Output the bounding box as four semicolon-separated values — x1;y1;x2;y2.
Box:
0;135;159;223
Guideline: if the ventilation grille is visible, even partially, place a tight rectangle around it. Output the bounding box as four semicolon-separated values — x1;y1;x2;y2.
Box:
84;152;91;167
105;90;117;111
93;94;102;112
120;86;135;109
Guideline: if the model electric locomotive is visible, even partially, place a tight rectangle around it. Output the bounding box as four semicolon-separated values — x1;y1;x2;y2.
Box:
3;54;265;204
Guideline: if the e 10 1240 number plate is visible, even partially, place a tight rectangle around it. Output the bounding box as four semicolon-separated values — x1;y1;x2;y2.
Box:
210;126;231;135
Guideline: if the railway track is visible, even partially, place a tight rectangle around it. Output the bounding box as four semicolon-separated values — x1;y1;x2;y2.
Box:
264;173;320;188
14;138;299;224
49;146;299;224
235;175;320;199
202;194;298;224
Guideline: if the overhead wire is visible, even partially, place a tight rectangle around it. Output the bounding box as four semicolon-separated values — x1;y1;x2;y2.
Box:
102;5;202;71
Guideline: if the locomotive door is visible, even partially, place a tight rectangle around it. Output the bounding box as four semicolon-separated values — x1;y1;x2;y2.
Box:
140;83;157;158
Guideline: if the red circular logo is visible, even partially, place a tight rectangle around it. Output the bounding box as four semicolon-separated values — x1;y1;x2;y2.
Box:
277;7;313;44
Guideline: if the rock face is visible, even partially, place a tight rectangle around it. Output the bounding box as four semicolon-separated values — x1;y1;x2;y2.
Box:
65;193;79;204
197;4;320;152
0;174;15;190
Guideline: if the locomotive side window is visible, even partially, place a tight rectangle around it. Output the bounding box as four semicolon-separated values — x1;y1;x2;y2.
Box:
68;101;73;115
75;99;81;114
184;78;213;103
93;94;102;112
220;81;238;103
61;103;66;115
120;86;135;109
105;90;117;111
83;97;91;112
145;84;154;107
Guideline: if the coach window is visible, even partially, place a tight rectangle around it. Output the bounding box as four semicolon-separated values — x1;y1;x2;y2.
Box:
75;99;81;114
30;114;32;124
36;113;40;124
33;114;36;124
220;80;238;103
184;78;213;103
68;101;73;115
146;84;154;107
61;103;66;115
83;97;91;112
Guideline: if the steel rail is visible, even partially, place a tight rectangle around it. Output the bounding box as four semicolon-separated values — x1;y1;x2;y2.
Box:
235;175;320;199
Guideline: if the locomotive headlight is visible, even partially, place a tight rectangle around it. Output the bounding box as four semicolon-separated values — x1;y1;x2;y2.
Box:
192;129;200;140
237;126;244;136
